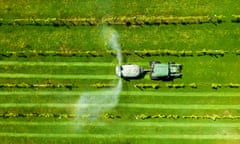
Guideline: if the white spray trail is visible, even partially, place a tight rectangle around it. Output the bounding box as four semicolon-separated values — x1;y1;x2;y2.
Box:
75;26;122;129
102;26;122;65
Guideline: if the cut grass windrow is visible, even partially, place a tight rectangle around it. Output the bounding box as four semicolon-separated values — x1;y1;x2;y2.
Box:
0;121;240;128
0;103;239;110
0;49;239;58
0;73;117;80
0;133;240;140
0;91;239;97
0;15;224;26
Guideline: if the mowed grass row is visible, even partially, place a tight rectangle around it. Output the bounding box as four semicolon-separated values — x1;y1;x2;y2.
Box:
0;65;115;75
1;103;240;110
1;121;240;135
0;103;240;116
0;119;240;144
1;106;239;119
0;73;116;80
0;61;114;76
1;136;239;144
0;90;239;116
1;0;239;18
0;24;239;52
0;91;240;105
0;54;239;84
1;135;240;144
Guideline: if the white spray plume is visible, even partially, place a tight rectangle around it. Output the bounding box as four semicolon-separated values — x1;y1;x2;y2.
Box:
76;80;122;118
102;26;122;65
75;26;122;131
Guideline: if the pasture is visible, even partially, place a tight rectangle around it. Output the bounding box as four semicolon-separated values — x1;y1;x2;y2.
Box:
0;0;239;143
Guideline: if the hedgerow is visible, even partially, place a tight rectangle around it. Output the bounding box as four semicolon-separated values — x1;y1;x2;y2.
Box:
0;83;75;89
196;49;225;57
136;114;240;121
1;49;238;58
134;83;239;89
91;83;115;88
236;50;240;55
134;83;160;89
189;83;197;88
224;83;240;88
0;82;239;89
0;50;103;57
232;15;240;23
135;83;187;89
1;112;240;121
211;83;222;89
0;15;224;26
134;49;203;57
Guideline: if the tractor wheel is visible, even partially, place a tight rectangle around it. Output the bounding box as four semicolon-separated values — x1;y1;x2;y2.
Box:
179;64;183;70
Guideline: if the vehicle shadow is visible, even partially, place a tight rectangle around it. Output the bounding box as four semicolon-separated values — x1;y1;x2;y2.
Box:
122;71;148;81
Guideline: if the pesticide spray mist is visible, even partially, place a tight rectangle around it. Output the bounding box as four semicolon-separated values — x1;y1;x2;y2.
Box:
75;26;122;129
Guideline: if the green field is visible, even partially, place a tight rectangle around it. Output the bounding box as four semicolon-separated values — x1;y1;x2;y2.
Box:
0;0;240;144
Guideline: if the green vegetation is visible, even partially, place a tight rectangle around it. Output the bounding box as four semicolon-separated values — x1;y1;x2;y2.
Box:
0;0;240;143
1;0;240;18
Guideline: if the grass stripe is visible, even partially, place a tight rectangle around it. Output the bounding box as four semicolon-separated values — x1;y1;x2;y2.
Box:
0;121;240;127
0;91;239;97
0;73;117;80
0;133;240;139
0;103;239;110
119;104;240;109
0;61;151;67
0;61;114;67
122;91;240;97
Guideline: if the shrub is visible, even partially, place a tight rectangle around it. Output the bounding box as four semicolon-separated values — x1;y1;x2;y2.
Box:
65;84;74;89
232;15;240;23
189;83;197;88
92;83;115;88
3;112;18;118
207;50;225;57
121;50;132;56
226;83;240;88
166;83;173;88
236;50;240;55
137;114;151;120
173;83;185;88
16;83;30;88
211;83;221;89
61;114;70;119
179;50;193;56
196;49;207;56
152;84;160;89
5;83;16;88
134;83;160;89
104;113;116;119
151;114;160;118
169;50;179;56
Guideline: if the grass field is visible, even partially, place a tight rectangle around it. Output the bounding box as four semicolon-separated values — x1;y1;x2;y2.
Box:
0;0;240;144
